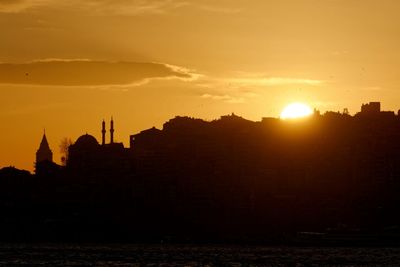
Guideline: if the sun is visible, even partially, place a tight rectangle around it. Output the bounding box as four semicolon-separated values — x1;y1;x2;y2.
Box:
280;102;313;119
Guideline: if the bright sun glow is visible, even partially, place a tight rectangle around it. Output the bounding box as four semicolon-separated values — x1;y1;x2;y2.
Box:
280;103;313;119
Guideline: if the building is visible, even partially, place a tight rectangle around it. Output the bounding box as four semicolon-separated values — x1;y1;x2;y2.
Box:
35;131;60;176
361;102;381;114
36;132;53;164
67;118;129;174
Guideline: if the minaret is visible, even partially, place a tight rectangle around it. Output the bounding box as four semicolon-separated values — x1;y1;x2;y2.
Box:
36;130;53;163
101;119;106;145
110;117;114;144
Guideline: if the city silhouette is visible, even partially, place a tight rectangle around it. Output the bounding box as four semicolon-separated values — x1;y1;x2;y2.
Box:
3;1;400;265
1;102;400;244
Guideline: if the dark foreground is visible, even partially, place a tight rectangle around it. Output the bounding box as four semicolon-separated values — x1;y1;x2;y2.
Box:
1;244;400;266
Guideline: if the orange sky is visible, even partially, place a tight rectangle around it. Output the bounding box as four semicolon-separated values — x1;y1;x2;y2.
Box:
1;0;400;171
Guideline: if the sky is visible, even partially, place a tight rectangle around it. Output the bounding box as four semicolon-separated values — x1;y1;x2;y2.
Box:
1;0;400;171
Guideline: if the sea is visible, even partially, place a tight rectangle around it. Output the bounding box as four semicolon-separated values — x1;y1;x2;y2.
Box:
0;244;399;266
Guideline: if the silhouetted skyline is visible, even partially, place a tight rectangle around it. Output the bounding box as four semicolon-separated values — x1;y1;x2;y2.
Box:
32;101;400;170
3;101;400;243
6;101;397;173
3;1;400;171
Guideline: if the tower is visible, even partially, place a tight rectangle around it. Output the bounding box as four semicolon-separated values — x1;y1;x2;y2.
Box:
361;102;381;114
110;117;114;144
102;119;106;145
36;131;53;164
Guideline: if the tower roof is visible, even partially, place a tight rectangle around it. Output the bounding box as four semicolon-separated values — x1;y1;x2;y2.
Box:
38;133;51;152
36;132;53;164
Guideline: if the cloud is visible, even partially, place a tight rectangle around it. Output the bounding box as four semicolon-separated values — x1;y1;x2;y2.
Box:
195;72;324;92
82;0;188;15
198;5;241;14
362;86;381;91
226;77;324;86
0;0;188;14
0;59;198;86
0;0;240;15
0;0;49;12
201;93;245;104
196;72;322;104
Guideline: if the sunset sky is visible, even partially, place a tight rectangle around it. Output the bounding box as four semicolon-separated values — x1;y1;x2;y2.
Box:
2;0;400;171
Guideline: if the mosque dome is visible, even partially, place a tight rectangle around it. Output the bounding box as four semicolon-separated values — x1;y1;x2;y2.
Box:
74;134;99;149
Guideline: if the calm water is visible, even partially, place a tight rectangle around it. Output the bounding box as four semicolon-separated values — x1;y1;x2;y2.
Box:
0;244;399;266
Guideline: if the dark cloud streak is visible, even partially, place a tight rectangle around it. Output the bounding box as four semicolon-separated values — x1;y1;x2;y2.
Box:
0;0;188;14
0;60;193;86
